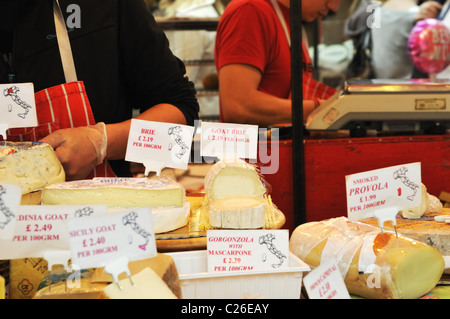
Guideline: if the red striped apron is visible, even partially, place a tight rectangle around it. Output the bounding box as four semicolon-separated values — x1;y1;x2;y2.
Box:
302;41;337;100
4;0;115;179
5;81;116;178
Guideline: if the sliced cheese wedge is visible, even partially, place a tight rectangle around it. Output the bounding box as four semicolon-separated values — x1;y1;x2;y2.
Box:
209;196;266;229
0;141;65;194
102;267;177;299
399;184;443;219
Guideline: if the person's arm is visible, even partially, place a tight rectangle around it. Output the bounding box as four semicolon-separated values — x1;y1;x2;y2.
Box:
40;103;186;181
218;63;290;126
105;103;186;160
219;63;316;126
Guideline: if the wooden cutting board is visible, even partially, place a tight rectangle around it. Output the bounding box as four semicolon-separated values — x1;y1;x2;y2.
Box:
361;209;450;257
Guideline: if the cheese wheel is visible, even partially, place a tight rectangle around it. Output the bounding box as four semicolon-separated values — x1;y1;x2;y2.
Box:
209;196;266;229
289;217;444;299
42;177;189;233
0;142;65;194
42;177;185;208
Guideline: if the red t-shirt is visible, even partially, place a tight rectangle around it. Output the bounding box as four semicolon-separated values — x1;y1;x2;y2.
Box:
215;0;291;99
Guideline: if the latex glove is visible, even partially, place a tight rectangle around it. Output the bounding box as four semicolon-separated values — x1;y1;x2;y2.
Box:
40;122;107;181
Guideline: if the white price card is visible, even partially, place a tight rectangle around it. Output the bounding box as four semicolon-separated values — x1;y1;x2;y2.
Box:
125;119;195;175
0;183;22;240
0;83;37;139
303;258;350;299
200;121;258;160
68;207;156;269
345;162;422;221
207;229;289;272
0;205;108;259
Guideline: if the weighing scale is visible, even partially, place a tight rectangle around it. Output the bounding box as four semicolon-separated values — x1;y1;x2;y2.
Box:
306;79;450;136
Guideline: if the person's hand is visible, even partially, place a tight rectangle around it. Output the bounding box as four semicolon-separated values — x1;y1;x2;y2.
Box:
40;122;107;181
415;1;442;22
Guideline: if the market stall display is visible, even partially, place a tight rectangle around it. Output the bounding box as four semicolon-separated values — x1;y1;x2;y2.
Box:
32;253;180;299
361;210;450;268
289;217;445;299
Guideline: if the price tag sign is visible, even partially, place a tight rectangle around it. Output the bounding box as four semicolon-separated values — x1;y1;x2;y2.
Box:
68;207;156;269
345;162;422;221
200;121;258;160
125;119;195;175
303;258;350;299
0;83;37;139
0;183;22;240
207;229;289;272
0;205;108;259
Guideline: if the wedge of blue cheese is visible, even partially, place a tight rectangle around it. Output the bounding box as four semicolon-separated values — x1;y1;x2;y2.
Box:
0;141;65;194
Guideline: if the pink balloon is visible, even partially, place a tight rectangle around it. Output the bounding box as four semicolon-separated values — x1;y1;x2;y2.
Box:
408;18;450;74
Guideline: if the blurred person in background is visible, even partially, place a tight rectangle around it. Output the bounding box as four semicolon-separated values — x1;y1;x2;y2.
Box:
215;0;340;127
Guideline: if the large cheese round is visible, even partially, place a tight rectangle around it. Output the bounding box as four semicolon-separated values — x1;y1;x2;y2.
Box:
0;141;65;194
42;177;185;208
42;177;189;234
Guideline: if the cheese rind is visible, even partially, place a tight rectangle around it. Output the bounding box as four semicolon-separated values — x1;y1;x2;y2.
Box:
0;141;65;194
102;267;178;299
209;196;266;229
108;201;190;234
42;177;185;208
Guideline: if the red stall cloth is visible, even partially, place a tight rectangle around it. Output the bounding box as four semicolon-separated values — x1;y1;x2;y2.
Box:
257;138;295;233
303;134;450;222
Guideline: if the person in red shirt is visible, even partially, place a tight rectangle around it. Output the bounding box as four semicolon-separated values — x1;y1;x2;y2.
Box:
215;0;340;127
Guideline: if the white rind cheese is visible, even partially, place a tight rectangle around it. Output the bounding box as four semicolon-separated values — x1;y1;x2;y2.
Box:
108;201;190;234
203;159;274;229
209;196;266;229
42;177;189;234
0;141;65;194
42;177;185;208
204;159;267;201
